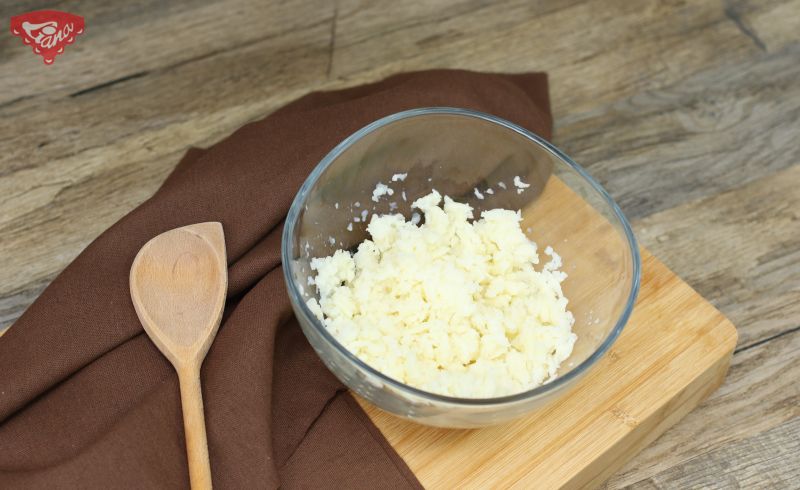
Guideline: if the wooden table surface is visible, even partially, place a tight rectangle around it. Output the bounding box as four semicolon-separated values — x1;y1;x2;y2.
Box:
1;0;798;487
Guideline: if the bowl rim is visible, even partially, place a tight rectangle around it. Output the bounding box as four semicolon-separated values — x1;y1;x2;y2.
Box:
282;107;641;406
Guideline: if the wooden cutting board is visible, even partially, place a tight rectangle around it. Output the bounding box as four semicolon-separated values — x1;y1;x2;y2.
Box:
357;176;739;489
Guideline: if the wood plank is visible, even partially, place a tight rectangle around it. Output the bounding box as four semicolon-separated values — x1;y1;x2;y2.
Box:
606;167;800;486
557;43;800;220
607;326;800;488
333;0;798;115
0;0;333;105
625;417;800;489
0;15;333;182
633;164;800;350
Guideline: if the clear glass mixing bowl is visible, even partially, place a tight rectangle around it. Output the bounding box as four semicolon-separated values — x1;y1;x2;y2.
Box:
282;108;640;428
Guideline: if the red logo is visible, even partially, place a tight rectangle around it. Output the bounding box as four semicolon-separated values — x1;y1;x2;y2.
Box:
10;10;85;65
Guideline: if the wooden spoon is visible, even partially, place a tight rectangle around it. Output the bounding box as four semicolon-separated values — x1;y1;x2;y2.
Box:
130;222;227;490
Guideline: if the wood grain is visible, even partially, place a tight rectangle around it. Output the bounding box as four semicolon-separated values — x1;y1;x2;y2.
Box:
634;165;800;350
2;0;799;485
558;42;800;220
625;416;800;489
608;327;800;488
604;166;800;486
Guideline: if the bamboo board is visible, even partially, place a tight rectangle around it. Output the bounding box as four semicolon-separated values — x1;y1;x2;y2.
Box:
357;176;738;489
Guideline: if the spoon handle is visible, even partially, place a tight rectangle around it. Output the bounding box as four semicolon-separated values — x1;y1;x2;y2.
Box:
178;366;213;490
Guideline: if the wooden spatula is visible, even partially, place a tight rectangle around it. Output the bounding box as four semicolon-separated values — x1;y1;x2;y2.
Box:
130;222;227;490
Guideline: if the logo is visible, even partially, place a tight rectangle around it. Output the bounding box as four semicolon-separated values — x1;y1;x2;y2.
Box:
10;10;85;65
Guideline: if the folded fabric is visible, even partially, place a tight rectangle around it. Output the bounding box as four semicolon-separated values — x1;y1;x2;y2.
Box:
0;69;552;488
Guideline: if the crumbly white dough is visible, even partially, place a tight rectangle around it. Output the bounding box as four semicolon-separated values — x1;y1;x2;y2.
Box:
372;182;394;202
513;176;531;195
308;191;575;398
513;175;530;189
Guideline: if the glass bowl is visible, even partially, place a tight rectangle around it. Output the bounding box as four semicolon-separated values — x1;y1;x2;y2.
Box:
282;107;640;428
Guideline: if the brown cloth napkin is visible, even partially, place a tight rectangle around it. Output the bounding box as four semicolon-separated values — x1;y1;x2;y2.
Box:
0;69;552;488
